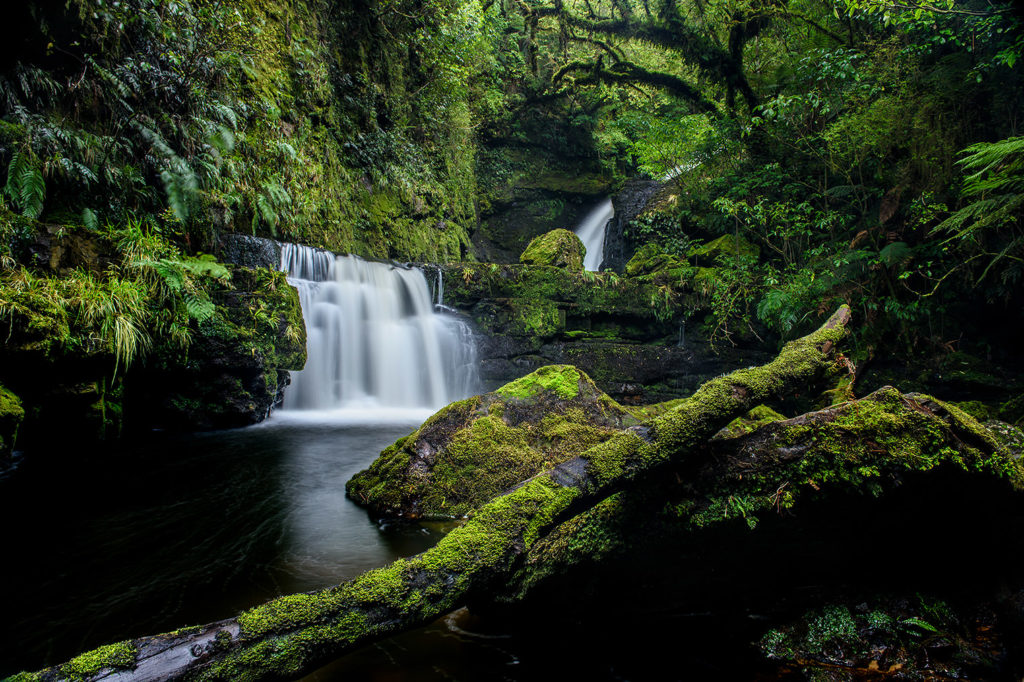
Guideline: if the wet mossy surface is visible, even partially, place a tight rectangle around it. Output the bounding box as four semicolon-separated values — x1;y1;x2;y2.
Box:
56;641;137;682
499;386;1024;602
482;388;1024;680
435;260;777;403
623;241;688;278
347;365;641;519
518;229;586;271
0;384;24;460
688;233;760;265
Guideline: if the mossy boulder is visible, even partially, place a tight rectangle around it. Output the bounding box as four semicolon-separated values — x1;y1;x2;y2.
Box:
0;384;25;461
688;234;760;265
519;229;586;271
624;242;687;277
346;365;642;519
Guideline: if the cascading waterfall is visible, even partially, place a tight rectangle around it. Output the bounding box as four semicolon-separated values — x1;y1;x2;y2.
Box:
574;198;614;271
280;243;479;411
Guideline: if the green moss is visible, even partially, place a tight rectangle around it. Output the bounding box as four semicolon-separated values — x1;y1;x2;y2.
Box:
0;383;25;457
625;398;686;421
442;263;692;339
519;229;586;271
496;365;582;401
676;387;1024;533
58;641;137;681
688;234;759;265
624;242;687;277
505;298;562;338
717;404;786;440
952;400;994;421
349;366;639;518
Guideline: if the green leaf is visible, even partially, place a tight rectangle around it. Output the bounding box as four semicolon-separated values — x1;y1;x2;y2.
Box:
901;617;939;633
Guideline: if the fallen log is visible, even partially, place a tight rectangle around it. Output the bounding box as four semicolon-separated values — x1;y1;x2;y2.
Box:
20;306;852;682
500;387;1024;604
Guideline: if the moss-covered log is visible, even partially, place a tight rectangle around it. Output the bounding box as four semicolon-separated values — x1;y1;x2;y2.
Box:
18;307;851;682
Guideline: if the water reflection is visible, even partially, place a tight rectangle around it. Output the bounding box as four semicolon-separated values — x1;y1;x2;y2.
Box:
0;415;440;677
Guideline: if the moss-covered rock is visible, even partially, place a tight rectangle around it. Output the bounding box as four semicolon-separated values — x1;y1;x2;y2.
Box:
0;384;25;461
519;229;586;271
624;242;688;278
688;234;760;265
346;365;640;519
125;266;307;430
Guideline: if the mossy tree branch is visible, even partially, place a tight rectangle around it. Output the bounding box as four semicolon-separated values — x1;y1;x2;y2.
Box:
25;306;852;682
553;59;720;114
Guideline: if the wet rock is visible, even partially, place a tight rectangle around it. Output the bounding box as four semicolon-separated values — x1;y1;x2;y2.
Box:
218;234;281;270
688;234;760;265
624;242;687;277
519;229;586;271
602;178;661;271
347;365;643;519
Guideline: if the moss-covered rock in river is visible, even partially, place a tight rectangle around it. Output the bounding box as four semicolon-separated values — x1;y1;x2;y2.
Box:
0;384;25;462
126;266;306;430
347;365;643;519
519;229;586;271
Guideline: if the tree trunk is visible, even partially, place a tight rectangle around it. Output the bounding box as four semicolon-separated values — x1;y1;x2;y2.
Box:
28;307;852;682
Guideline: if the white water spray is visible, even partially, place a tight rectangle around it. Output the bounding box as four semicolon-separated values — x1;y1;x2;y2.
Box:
574;198;614;271
280;244;479;411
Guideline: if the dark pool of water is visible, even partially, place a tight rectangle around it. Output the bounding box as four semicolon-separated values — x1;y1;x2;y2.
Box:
0;412;448;677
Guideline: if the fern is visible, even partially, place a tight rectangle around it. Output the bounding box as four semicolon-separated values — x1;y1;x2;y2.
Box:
4;149;46;218
936;136;1024;241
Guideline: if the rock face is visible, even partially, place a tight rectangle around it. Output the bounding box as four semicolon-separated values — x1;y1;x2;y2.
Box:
602;178;662;272
519;229;586;271
434;261;772;402
347;365;641;518
125;266;306;430
472;117;616;264
218;234;282;271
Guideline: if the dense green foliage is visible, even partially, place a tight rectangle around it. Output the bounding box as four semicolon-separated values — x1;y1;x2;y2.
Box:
0;0;502;260
537;0;1024;353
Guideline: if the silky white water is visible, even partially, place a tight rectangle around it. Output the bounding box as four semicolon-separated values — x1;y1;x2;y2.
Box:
280;244;479;411
574;198;614;271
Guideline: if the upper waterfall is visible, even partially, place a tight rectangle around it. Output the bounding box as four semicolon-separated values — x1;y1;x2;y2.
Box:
574;198;614;271
280;244;479;411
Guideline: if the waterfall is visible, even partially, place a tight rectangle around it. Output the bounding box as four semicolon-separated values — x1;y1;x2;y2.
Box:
574;198;614;271
280;243;479;411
